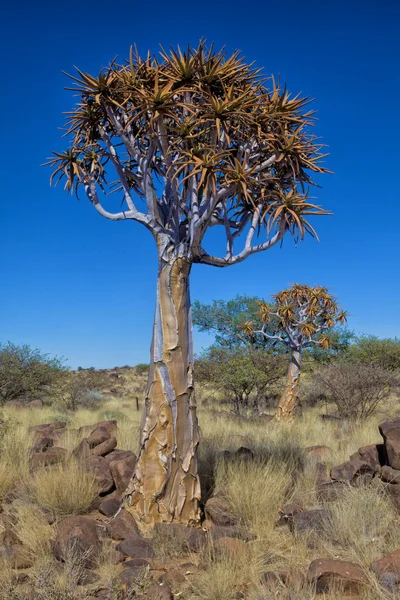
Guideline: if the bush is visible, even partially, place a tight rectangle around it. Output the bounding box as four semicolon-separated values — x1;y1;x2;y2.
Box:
55;370;107;411
135;363;150;376
196;348;286;416
347;335;400;371
315;362;393;419
0;342;65;404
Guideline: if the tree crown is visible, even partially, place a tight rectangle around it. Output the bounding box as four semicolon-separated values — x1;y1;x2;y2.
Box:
46;41;330;266
244;283;347;350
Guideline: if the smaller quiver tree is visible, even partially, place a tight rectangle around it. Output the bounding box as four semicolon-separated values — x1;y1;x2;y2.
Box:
244;284;347;422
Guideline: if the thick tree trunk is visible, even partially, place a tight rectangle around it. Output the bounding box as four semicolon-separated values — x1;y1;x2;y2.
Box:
275;349;302;422
124;255;201;532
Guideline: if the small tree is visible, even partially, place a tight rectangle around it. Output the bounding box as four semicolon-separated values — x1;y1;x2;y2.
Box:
347;335;400;372
0;342;65;404
47;43;329;529
245;284;347;421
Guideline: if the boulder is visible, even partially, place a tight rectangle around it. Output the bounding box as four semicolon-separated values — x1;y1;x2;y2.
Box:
105;449;134;464
379;419;400;470
54;516;101;568
108;452;137;494
307;558;365;594
278;502;303;524
154;523;207;551
116;536;154;559
330;459;376;484
108;509;139;540
26;399;44;409
290;509;329;535
30;435;54;453
371;549;400;589
147;581;173;600
78;420;117;438
87;426;110;449
98;490;122;517
0;545;33;569
317;481;347;502
212;536;248;560
29;447;67;470
85;456;114;494
92;436;117;457
350;444;386;470
118;566;147;587
381;466;400;484
235;446;254;459
72;438;91;460
204;495;236;526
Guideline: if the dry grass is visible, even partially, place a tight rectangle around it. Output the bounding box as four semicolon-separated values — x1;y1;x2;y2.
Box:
30;459;99;515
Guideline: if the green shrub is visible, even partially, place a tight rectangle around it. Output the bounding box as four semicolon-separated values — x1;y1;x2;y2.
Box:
135;363;150;376
0;342;65;404
347;335;400;371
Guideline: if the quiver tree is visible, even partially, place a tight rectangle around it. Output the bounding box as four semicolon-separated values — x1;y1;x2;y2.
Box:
244;284;347;422
46;42;330;530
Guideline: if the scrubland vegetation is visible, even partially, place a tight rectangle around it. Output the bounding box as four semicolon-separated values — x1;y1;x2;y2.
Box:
0;334;400;599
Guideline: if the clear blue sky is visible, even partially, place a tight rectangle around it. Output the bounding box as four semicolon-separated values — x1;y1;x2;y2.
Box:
1;0;399;368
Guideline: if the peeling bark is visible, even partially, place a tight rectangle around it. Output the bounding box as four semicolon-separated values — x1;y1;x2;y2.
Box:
275;350;301;422
124;253;201;532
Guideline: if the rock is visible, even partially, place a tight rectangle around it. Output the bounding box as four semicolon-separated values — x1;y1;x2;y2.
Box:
78;569;100;585
279;502;303;524
92;436;117;457
108;509;139;540
30;435;54;453
330;459;376;484
98;490;122;517
153;522;208;551
78;420;117;438
383;483;400;512
108;452;137;494
290;509;329;535
0;528;21;547
72;438;91;460
54;516;101;568
307;558;365;595
380;419;400;470
371;549;400;589
116;536;154;559
204;496;236;526
350;444;386;470
305;445;331;459
85;456;114;494
317;481;347;502
105;449;133;464
209;525;255;542
29;447;67;470
381;466;400;484
147;581;173;600
0;545;33;569
118;566;147;587
158;568;187;589
88;426;110;449
235;446;254;459
123;557;151;568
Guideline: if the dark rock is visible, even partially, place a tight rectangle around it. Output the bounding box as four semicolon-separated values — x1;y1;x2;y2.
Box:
98;490;122;517
0;545;33;569
147;581;173;600
26;399;44;409
158;568;186;590
204;495;236;526
118;566;147;587
235;446;254;459
116;536;154;559
85;456;114;494
54;516;101;568
330;459;376;484
108;509;139;540
317;481;347;502
279;502;303;523
29;447;67;470
380;419;400;470
78;569;100;585
105;449;133;464
307;558;365;594
72;438;91;460
92;436;117;457
381;466;400;484
124;557;151;568
30;435;54;453
88;427;110;449
153;522;208;551
290;509;329;535
108;452;137;494
350;444;386;470
371;549;400;589
78;420;117;438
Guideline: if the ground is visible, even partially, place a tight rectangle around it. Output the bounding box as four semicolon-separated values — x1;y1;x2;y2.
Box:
1;367;400;599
